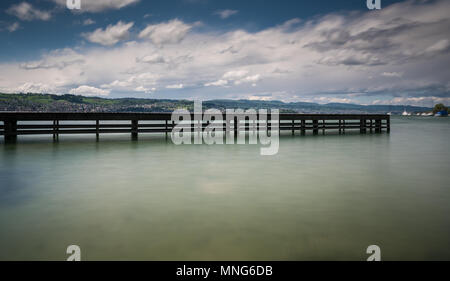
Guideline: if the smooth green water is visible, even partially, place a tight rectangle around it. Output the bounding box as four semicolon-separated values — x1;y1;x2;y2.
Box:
0;117;449;260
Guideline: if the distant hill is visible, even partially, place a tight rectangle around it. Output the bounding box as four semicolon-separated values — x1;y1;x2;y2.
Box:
0;93;431;114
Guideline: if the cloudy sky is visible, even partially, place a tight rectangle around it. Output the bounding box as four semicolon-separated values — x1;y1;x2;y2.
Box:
0;0;449;106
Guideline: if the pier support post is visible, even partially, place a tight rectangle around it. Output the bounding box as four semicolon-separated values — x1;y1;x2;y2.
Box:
339;120;342;134
53;120;56;141
268;115;272;137
256;116;259;134
172;120;175;135
131;120;138;140
165;120;168;140
246;117;249;133
292;120;295;136
360;119;367;134
234;116;238;140
375;119;382;133
96;120;100;141
4;119;17;143
313;120;319;135
301;120;306;135
387;118;390;133
53;120;59;141
322;120;326;135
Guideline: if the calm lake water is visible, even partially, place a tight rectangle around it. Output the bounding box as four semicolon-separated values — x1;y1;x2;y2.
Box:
0;116;449;260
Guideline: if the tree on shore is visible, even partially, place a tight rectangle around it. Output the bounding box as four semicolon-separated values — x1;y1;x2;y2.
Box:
432;103;448;114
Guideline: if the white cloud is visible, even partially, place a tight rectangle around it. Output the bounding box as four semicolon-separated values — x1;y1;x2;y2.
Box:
18;48;84;70
83;19;96;26
7;2;51;21
248;95;273;101
51;0;140;13
7;22;20;32
14;82;58;94
83;21;134;46
138;19;192;45
219;71;260;86
315;97;355;104
134;86;156;93
137;54;166;64
100;72;158;92
204;79;228;87
214;9;238;19
166;84;184;89
223;70;249;80
234;74;261;85
69;85;110;96
425;39;449;54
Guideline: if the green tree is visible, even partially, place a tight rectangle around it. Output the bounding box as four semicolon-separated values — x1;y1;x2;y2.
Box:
432;103;448;114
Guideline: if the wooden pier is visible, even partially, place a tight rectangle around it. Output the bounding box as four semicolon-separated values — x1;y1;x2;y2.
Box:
0;112;390;143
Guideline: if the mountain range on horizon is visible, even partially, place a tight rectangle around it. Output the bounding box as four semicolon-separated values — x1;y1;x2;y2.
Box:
0;93;432;114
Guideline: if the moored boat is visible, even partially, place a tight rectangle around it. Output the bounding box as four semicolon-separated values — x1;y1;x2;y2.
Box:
434;110;448;117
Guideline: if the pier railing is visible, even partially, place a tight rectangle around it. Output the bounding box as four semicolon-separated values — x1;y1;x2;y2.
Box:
0;112;390;143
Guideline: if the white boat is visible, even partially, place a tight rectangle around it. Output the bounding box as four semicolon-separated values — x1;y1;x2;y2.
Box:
402;110;409;116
